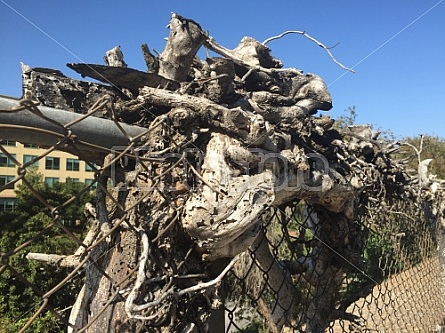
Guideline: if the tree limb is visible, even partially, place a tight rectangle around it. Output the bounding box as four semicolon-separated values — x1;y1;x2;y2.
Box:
158;13;207;82
262;30;355;73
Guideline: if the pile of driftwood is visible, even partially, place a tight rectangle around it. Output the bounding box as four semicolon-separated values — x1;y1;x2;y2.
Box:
16;13;443;333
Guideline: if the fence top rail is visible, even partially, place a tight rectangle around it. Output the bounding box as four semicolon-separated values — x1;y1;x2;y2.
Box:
0;95;146;150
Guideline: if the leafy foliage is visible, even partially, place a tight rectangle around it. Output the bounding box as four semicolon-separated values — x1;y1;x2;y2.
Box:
400;135;445;179
0;168;94;332
336;107;445;179
333;106;358;130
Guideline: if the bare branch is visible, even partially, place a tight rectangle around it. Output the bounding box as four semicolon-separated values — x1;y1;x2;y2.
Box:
125;227;241;319
262;30;355;73
26;253;80;268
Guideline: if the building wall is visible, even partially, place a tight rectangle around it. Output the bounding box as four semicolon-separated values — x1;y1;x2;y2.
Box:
0;140;96;208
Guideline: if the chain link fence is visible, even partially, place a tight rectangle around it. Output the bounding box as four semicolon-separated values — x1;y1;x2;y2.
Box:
1;97;444;332
225;199;443;332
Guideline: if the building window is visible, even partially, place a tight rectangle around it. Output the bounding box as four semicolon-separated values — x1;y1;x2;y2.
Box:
0;140;16;146
23;155;39;168
0;175;15;190
66;177;79;183
45;157;60;170
85;178;97;189
66;158;80;171
85;163;96;172
24;143;39;148
0;153;16;167
45;177;60;186
0;198;17;211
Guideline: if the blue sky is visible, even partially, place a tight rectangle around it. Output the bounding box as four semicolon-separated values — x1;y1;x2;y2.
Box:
1;1;444;139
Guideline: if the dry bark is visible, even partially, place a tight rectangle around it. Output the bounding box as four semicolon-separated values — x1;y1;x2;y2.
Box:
158;13;206;82
21;63;119;114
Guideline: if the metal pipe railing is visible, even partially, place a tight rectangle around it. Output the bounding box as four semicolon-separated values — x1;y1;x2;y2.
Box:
0;95;146;150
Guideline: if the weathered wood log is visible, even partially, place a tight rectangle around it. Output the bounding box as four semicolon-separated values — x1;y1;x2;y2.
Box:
26;253;80;267
183;132;275;260
200;57;236;104
21;63;119;114
246;72;332;121
158;13;206;82
206;36;282;74
104;45;127;67
181;130;357;261
231;36;283;69
138;86;269;146
301;205;356;332
67;63;179;92
141;43;159;73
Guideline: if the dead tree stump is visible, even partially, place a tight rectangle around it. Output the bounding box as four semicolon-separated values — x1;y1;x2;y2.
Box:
16;13;443;333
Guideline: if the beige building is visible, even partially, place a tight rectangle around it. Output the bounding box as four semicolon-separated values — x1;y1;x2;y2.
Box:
0;140;96;211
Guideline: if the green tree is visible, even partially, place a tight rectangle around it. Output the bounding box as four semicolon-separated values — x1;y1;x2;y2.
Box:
0;168;95;332
335;106;396;142
333;106;357;130
400;135;445;179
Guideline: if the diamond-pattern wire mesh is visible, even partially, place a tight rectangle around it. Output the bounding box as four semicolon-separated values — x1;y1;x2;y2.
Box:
225;199;444;332
0;99;444;332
